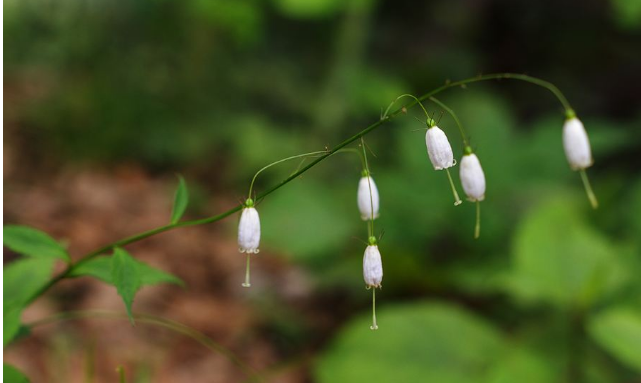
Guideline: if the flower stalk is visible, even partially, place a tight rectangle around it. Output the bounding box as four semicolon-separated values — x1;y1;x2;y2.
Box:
22;72;579;307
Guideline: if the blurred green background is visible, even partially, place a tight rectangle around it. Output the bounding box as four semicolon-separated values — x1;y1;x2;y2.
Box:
4;0;641;382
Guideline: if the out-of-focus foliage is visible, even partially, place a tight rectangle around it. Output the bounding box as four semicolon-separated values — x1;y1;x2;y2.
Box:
316;302;504;382
3;363;30;383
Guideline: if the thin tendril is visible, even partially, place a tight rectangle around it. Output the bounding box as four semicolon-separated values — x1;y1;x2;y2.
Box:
445;169;463;206
27;310;264;382
382;93;430;120
475;201;481;239
242;254;251;287
361;137;375;237
248;151;327;199
579;169;599;209
428;96;469;146
370;288;378;330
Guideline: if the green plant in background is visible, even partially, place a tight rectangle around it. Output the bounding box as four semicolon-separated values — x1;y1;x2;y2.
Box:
5;73;619;382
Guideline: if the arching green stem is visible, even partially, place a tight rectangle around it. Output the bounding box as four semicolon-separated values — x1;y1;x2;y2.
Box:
23;73;575;306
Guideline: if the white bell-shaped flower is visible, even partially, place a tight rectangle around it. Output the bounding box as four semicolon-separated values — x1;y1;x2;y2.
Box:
459;153;486;202
357;174;380;221
363;244;383;288
563;117;593;170
425;126;455;170
238;203;260;254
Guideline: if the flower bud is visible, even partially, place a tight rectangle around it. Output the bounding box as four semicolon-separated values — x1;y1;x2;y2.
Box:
363;245;383;288
357;176;380;221
563;117;593;170
425;126;455;170
459;153;486;202
238;206;260;254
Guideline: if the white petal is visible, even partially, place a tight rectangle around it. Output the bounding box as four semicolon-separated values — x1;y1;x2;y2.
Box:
459;153;486;202
425;126;454;170
563;118;593;170
238;207;260;253
357;176;380;221
363;245;383;288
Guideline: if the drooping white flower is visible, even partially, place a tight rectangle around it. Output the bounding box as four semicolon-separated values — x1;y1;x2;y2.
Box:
363;244;383;288
459;153;486;202
357;175;380;221
563;117;593;170
238;204;260;254
425;126;455;170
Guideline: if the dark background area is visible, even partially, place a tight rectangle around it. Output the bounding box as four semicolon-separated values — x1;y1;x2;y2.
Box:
4;0;641;382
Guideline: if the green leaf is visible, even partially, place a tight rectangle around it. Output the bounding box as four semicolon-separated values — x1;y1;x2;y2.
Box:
69;255;183;287
68;256;113;283
111;248;142;323
4;257;56;311
315;302;503;383
3;304;22;347
170;175;189;224
505;196;627;308
138;261;184;287
107;248;183;323
588;307;641;373
3;225;69;261
3;364;30;383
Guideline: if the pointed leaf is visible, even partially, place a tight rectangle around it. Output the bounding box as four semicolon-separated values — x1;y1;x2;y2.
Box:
4;257;56;309
3;304;22;347
170;175;189;224
111;248;142;323
588;307;641;373
3;225;69;261
68;256;113;283
138;261;184;287
70;255;183;287
3;364;30;383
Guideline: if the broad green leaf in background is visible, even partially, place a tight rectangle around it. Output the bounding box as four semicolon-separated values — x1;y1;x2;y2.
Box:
170;175;189;224
3;225;69;261
112;248;143;323
315;302;503;383
504;196;627;308
3;364;30;383
588;307;641;373
485;346;557;383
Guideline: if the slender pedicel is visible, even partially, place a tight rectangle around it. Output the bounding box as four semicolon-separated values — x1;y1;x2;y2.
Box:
445;168;463;206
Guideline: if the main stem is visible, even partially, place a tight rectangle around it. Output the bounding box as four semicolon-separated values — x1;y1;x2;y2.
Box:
26;73;573;304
